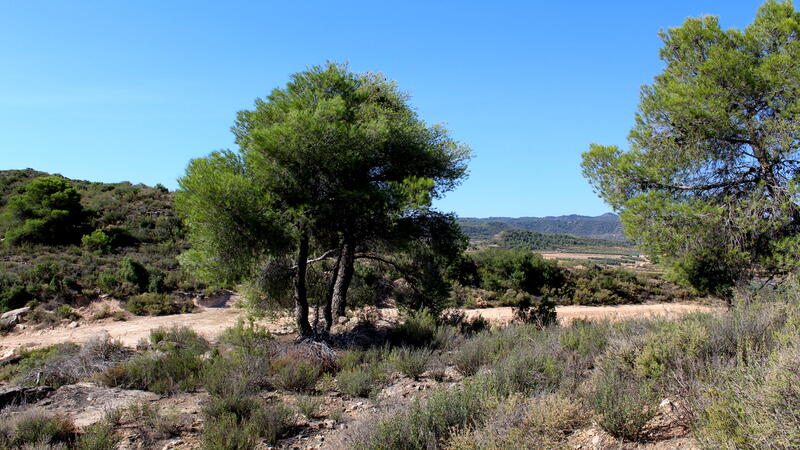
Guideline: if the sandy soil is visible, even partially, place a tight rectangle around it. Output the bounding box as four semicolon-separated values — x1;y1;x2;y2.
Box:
0;302;719;354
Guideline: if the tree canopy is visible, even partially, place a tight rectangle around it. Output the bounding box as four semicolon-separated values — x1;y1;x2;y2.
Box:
582;0;800;298
2;176;86;246
177;62;470;334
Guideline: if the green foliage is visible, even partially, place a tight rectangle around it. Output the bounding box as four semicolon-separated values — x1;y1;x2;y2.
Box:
589;342;661;441
581;1;800;296
493;228;629;252
118;256;149;292
388;308;438;348
490;345;562;396
75;422;119;450
100;327;209;394
0;169;201;306
201;401;291;449
125;293;194;316
0;411;77;448
81;229;113;254
448;394;589;449
177;62;471;332
0;271;31;313
295;395;324;419
469;249;565;297
389;347;431;380
344;381;490;450
2;176;86;246
270;356;322;392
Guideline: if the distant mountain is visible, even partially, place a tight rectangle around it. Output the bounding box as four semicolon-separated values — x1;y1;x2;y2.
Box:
457;213;625;241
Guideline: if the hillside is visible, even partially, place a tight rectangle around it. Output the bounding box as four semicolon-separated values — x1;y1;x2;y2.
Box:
0;169;199;313
491;228;633;252
457;213;625;241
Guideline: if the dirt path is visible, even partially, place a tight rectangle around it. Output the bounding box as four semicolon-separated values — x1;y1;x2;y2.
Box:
0;302;719;354
465;302;718;325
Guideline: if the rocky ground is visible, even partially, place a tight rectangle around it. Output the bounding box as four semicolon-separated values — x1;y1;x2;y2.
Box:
0;300;719;449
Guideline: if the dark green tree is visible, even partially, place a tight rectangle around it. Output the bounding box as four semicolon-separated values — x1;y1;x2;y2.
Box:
2;176;86;246
582;1;800;299
177;63;470;335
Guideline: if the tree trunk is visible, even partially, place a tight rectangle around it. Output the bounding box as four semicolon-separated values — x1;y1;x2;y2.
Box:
323;252;342;331
332;238;355;320
294;231;313;336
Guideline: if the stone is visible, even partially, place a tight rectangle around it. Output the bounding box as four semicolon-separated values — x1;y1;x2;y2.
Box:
68;321;79;328
0;306;31;321
0;386;54;409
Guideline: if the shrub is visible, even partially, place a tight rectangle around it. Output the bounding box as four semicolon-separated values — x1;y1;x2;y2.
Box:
452;336;492;376
201;413;258;450
101;333;208;394
218;319;273;353
490;345;562;396
201;400;291;448
126;400;180;438
118;257;149;293
116;350;205;394
203;353;270;399
53;304;80;321
512;293;556;327
589;345;660;441
336;366;384;398
125;293;194;316
390;347;431;380
0;411;77;448
695;339;800;449
388;308;438;348
341;381;491;449
75;422;119;450
270;356;321;392
81;230;113;254
449;394;589;449
15;336;130;387
295;395;324;419
148;326;209;353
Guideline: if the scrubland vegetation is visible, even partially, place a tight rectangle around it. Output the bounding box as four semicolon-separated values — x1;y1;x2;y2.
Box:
2;0;800;448
0;289;798;448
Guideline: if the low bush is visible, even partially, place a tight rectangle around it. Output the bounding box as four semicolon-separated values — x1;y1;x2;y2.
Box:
451;336;492;376
490;345;562;396
126;400;180;439
125;293;194;316
0;411;77;448
75;422;119;450
389;347;431;380
336;366;384;398
695;338;800;449
0;343;79;384
15;336;131;387
101;348;206;394
511;293;556;327
270;356;321;393
100;329;209;394
218;319;273;353
295;395;324;419
81;230;113;255
449;393;589;449
341;380;491;449
589;341;661;441
388;308;438;348
201;399;291;448
148;326;210;354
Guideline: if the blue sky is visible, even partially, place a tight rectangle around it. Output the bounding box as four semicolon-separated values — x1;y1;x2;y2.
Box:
0;0;764;217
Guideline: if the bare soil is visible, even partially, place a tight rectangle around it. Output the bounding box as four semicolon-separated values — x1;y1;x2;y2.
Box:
0;301;719;354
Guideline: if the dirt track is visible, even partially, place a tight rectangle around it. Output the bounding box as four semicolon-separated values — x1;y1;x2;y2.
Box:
0;302;719;354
